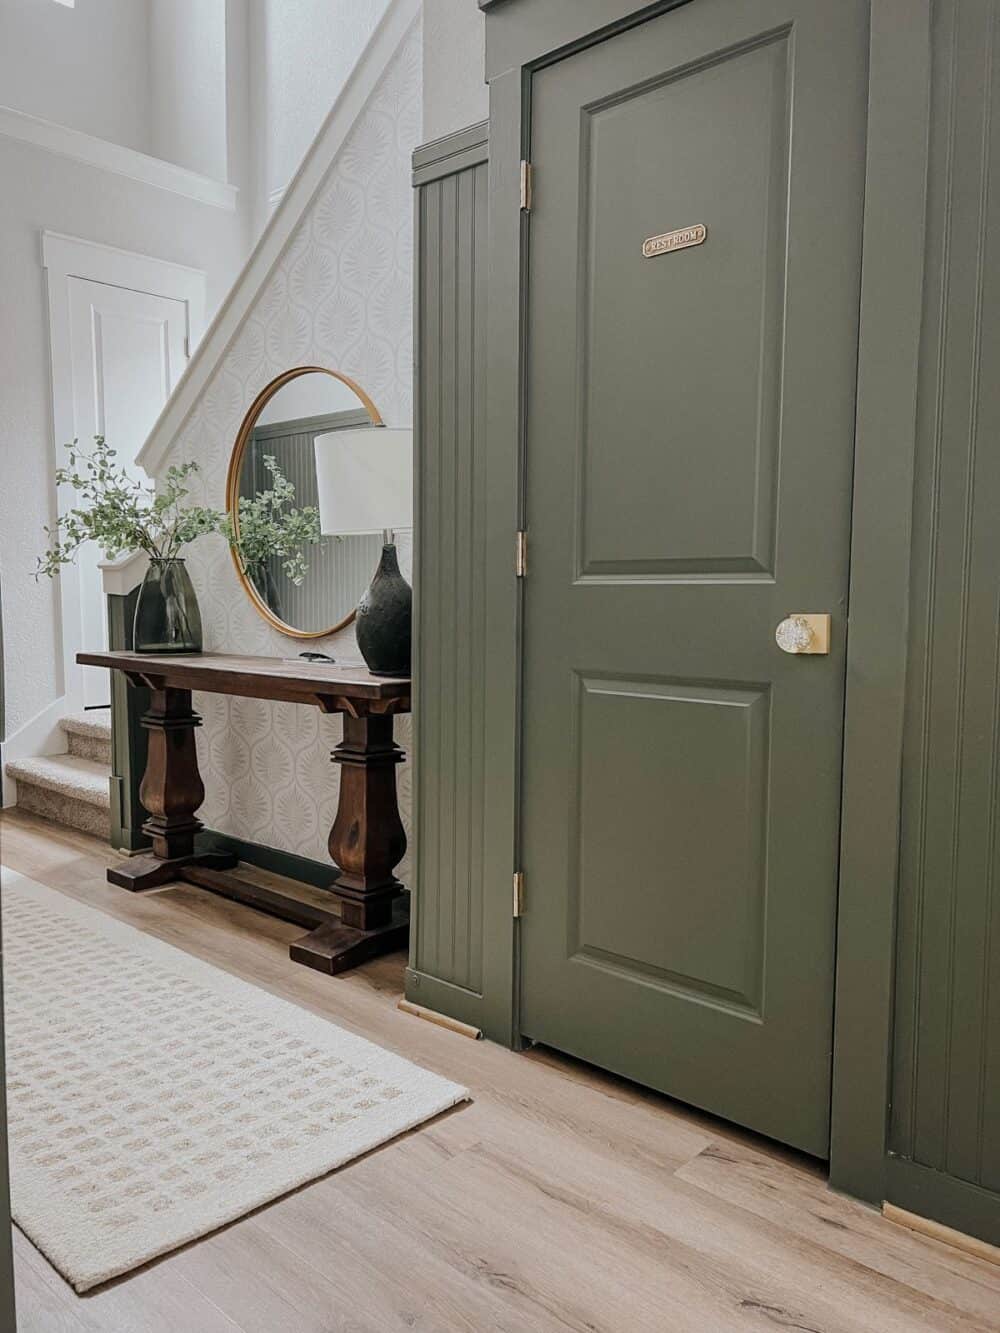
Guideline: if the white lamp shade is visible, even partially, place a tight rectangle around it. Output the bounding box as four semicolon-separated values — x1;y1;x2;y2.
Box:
313;426;413;537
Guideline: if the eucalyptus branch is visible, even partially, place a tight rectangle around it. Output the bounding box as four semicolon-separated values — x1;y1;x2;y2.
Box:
35;437;221;579
36;437;322;592
221;454;322;587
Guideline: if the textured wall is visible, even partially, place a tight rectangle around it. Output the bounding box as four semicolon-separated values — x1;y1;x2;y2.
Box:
158;21;421;876
0;0;153;153
248;0;390;231
149;0;228;180
422;0;488;142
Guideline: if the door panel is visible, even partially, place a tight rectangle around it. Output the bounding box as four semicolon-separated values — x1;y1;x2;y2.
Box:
574;675;769;1012
67;278;188;708
582;31;788;578
519;0;869;1155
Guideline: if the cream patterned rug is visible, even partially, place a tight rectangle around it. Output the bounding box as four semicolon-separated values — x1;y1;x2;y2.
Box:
1;868;468;1292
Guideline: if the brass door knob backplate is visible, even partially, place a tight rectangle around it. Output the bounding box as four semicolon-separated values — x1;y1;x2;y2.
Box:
775;614;831;655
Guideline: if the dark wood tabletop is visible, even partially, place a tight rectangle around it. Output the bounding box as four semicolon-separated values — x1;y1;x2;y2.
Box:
77;651;410;709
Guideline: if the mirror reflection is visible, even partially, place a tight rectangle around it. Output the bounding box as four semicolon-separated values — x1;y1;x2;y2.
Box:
230;369;383;637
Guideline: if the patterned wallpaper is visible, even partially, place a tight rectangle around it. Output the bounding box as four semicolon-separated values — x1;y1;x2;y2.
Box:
157;20;421;880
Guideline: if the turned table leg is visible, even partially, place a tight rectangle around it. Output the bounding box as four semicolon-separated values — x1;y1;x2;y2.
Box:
290;709;410;974
108;686;236;892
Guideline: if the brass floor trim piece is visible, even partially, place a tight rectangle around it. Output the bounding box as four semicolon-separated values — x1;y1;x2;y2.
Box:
398;998;483;1040
883;1202;1000;1267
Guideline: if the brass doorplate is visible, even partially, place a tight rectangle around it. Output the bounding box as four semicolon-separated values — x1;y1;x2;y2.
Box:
785;613;831;654
642;223;707;258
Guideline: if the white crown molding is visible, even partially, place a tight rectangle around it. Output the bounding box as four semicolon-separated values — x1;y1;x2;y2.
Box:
136;0;422;476
0;104;238;211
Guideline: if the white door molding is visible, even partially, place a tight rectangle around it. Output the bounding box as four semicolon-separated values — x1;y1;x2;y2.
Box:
43;231;207;714
42;232;208;322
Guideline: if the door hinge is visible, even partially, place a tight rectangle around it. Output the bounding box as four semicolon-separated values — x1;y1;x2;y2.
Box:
520;160;533;212
513;870;525;918
183;334;191;358
515;530;527;578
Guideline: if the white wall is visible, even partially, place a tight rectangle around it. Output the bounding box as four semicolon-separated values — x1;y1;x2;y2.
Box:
225;0;252;208
149;0;229;181
156;20;421;871
247;0;391;234
0;0;153;153
256;373;362;426
0;140;247;740
422;0;487;142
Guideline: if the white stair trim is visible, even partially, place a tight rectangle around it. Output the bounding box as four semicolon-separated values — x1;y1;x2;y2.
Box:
99;550;149;599
136;0;422;476
1;696;68;807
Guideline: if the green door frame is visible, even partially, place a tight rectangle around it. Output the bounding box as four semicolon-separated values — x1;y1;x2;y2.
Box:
481;0;931;1201
829;0;931;1203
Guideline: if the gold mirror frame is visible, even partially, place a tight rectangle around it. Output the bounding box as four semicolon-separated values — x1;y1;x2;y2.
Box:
225;366;383;639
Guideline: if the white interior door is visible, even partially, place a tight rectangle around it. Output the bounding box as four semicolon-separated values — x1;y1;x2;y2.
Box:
68;280;188;708
44;233;205;715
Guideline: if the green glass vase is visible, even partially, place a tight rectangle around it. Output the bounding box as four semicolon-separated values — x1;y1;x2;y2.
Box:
133;558;203;653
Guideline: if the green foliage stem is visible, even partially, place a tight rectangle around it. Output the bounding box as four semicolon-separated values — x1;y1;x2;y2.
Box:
35;437;320;587
221;453;322;587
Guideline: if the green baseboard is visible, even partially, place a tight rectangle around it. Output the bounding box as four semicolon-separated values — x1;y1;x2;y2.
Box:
885;1156;1000;1248
195;830;337;890
109;775;152;854
404;968;498;1040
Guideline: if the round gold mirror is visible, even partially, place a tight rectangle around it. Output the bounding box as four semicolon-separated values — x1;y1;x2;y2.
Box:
226;366;383;639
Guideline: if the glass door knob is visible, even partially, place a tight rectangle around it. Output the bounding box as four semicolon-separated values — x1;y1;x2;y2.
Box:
775;613;831;655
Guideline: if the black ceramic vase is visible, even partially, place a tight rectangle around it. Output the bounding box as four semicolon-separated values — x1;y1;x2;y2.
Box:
356;543;411;676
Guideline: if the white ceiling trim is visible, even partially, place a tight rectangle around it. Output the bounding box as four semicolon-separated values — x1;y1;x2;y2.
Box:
0;104;238;211
136;0;422;477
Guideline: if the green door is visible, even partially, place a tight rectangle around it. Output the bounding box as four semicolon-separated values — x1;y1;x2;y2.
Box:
519;0;868;1156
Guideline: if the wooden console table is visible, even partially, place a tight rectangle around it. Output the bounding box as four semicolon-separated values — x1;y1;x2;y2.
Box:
77;651;410;975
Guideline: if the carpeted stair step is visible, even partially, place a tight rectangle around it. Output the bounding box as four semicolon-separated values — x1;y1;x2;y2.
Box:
4;754;110;839
60;710;112;765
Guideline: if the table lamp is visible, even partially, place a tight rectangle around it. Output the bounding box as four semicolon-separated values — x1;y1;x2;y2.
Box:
313;426;413;675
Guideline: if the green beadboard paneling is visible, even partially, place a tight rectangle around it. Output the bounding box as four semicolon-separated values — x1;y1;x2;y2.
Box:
409;128;491;1015
891;0;1000;1206
107;585;151;854
828;0;933;1203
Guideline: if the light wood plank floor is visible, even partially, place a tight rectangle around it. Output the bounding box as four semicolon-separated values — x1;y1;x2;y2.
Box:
3;809;999;1333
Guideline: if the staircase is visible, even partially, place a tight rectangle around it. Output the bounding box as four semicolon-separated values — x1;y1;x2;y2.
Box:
5;712;112;839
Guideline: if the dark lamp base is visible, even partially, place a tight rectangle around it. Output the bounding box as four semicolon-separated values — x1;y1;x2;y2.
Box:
356;543;412;677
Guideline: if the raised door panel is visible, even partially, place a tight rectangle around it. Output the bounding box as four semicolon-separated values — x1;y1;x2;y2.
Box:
574;676;768;1012
582;32;788;578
